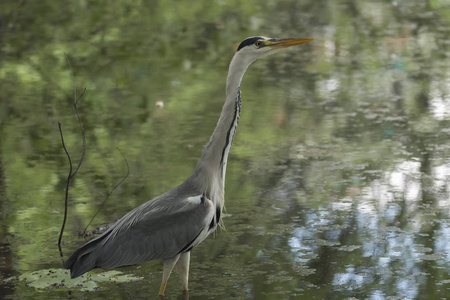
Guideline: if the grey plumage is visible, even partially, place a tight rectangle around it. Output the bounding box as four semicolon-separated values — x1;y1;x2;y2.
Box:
65;176;215;277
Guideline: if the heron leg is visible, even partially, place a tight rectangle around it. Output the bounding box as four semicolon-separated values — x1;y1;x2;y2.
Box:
159;254;180;296
176;251;190;292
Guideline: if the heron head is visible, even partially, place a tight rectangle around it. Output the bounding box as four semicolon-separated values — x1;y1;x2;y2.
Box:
236;36;314;61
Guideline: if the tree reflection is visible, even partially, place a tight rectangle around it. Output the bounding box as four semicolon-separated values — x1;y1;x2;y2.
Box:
1;0;450;298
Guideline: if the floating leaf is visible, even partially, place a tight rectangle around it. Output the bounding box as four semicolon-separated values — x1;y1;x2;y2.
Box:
19;268;142;292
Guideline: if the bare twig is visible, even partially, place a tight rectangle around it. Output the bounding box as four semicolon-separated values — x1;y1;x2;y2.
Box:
65;52;86;177
65;52;77;103
58;54;86;256
83;147;130;235
58;54;128;257
57;122;73;254
71;87;86;177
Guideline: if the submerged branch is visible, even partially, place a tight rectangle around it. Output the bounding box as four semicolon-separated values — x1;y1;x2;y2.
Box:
57;122;73;254
58;54;86;256
58;54;129;257
83;147;130;235
65;53;86;178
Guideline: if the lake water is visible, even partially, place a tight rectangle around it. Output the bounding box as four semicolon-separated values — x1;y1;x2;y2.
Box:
1;0;450;299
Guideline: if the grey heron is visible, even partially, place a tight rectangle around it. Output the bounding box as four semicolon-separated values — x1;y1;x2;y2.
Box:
64;36;313;296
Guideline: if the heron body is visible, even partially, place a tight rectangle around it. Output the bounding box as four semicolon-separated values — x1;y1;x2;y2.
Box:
64;36;313;296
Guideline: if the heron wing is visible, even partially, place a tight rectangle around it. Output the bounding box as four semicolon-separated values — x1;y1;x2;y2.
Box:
94;193;214;269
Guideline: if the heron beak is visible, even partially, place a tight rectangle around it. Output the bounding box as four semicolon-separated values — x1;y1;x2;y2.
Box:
267;38;314;48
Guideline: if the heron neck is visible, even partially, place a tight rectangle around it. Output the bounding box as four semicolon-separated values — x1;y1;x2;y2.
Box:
193;53;253;198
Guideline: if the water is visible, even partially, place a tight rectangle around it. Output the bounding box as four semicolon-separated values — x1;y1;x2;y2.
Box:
1;0;450;299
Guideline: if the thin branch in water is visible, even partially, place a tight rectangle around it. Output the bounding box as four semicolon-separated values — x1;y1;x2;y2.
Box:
75;87;86;106
57;122;73;255
58;53;86;256
83;147;130;235
71;87;86;177
65;52;77;103
65;52;86;177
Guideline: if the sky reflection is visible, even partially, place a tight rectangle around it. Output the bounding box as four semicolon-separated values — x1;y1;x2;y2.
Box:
287;155;449;298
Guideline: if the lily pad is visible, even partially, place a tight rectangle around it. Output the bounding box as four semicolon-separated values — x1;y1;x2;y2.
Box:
19;268;143;291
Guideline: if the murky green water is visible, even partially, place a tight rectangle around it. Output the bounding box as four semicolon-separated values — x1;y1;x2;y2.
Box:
1;0;450;299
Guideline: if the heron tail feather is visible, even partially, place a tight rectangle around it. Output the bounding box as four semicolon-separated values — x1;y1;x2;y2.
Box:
64;236;106;279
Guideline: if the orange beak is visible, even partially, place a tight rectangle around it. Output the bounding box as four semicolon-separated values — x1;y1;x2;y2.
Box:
267;38;314;48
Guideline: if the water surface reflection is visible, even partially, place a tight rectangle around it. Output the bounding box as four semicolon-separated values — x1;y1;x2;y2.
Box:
1;0;450;299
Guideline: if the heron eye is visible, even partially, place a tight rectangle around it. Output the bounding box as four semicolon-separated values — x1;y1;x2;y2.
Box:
255;41;263;47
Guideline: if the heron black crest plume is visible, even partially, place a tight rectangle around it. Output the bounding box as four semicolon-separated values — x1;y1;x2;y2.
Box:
64;36;313;296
